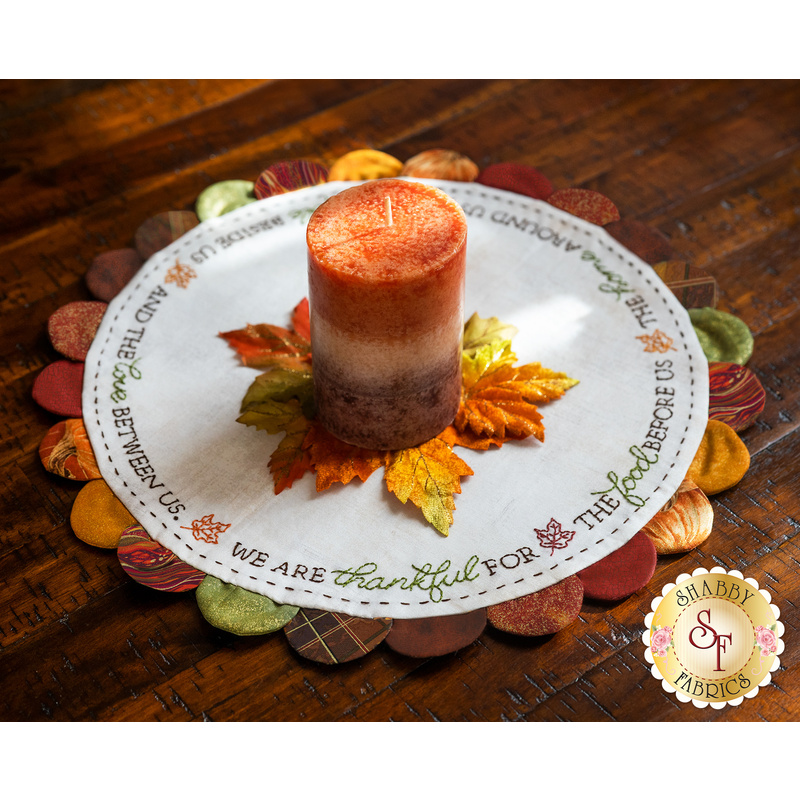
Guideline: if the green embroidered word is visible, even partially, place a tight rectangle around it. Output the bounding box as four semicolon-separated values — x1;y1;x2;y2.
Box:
581;250;634;300
110;358;142;404
331;555;481;604
290;208;315;224
591;445;659;508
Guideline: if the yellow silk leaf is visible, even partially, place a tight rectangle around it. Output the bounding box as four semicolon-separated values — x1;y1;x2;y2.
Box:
306;423;388;491
510;363;581;402
462;312;519;356
460;340;518;391
384;438;474;537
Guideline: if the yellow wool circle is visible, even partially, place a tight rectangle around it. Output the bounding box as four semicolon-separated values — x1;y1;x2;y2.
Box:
327;149;403;181
71;479;137;548
686;419;750;495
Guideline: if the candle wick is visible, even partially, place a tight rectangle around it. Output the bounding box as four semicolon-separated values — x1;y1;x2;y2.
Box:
384;197;393;226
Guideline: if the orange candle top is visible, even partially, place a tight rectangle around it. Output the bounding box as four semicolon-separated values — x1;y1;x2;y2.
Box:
307;179;467;283
307;179;467;338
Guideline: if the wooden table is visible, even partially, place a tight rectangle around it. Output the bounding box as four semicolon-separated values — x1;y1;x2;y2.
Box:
2;79;798;722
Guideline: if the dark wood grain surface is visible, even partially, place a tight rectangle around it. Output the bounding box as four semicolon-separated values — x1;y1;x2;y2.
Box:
2;79;798;722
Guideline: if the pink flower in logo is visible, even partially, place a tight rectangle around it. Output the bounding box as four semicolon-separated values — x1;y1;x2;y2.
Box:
755;625;777;656
651;625;673;657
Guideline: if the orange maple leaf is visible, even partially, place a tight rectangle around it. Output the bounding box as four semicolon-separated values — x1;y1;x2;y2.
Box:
220;298;312;371
291;298;311;341
437;424;508;451
455;341;578;443
219;323;311;370
384;438;474;536
268;415;314;494
305;422;388;491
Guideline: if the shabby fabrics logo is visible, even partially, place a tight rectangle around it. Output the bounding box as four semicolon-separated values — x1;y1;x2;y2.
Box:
643;567;784;708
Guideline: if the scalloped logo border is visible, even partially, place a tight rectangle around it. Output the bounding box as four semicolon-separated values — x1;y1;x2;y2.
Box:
643;567;784;709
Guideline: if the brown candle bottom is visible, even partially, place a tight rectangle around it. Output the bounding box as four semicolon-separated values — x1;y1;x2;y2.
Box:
313;364;462;451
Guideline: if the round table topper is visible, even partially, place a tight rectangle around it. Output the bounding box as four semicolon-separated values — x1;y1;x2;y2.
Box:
83;180;708;618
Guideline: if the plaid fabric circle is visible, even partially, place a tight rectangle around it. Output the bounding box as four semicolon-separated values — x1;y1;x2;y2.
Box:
284;609;392;664
653;260;718;309
134;211;199;260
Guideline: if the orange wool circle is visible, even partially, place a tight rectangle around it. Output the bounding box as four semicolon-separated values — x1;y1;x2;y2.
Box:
39;418;101;481
642;478;715;554
400;149;479;182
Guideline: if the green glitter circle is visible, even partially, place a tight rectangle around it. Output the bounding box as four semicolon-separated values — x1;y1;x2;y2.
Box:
196;575;299;635
195;180;257;221
689;307;754;365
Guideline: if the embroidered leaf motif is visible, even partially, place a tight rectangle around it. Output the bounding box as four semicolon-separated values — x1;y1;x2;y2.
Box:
220;323;311;370
456;340;578;443
462;312;519;356
269;415;314;494
636;329;676;353
165;259;198;289
181;513;231;545
384;438;474;536
535;518;576;555
305;423;388;491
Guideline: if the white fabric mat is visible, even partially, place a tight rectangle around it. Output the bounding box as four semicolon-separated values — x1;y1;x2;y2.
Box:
84;180;708;618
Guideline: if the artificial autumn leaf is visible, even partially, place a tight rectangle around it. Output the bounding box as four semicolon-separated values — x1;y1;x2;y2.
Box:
228;302;578;534
437;424;507;451
238;396;306;435
384;438;474;536
240;366;314;419
291;297;311;341
462;312;519;356
460;339;518;391
456;340;578;442
220;322;311;370
269;415;314;494
305;422;388;491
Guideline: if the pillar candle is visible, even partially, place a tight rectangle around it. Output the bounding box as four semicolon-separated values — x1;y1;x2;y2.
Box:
307;179;467;450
